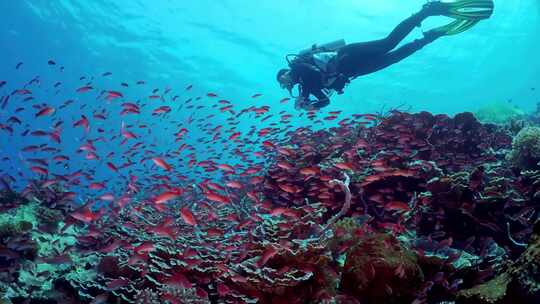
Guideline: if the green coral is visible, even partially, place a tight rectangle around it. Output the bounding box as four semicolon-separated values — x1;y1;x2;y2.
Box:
0;198;95;301
0;202;38;229
506;127;540;170
457;273;511;304
0;220;32;240
474;102;524;125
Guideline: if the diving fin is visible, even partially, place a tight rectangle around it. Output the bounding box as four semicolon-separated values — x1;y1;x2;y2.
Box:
430;18;481;36
424;0;494;36
425;0;494;20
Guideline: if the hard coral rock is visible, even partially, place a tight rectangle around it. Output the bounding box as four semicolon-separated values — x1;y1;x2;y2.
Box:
231;241;338;304
474;102;524;125
340;232;423;303
506;126;540;170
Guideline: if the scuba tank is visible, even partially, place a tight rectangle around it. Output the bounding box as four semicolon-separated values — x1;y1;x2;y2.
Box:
298;39;346;56
286;39;345;64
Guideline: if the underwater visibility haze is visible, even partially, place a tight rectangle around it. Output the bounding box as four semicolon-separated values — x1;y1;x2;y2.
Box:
1;0;540;303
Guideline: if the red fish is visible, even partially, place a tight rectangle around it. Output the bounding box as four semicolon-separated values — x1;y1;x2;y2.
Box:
358;114;378;121
71;205;101;223
280;97;290;103
53;155;69;162
89;182;105;190
206;182;225;192
76;85;93;93
152;157;172;171
99;193;115;201
73;115;90;132
262;140;275;148
153;188;183;204
107;162;119;173
152;106;171;115
334;162;354;170
277;147;293;157
228;132;241;140
106;91;123;100
299;166;320;176
225;181;243;189
385;201;410;212
180;207;197;226
278;183;298;193
122;130;138;139
205;192;231;204
30;166;48;175
35;106;55;117
277;161;294;170
217;164;235;172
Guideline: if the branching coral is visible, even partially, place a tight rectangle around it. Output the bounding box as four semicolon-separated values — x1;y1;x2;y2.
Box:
324;173;351;232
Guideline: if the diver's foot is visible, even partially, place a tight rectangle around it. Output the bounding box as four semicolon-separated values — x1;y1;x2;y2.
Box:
421;1;446;17
423;29;446;42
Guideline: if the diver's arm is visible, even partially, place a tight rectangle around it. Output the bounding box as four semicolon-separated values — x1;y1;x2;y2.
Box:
295;85;312;110
291;62;322;88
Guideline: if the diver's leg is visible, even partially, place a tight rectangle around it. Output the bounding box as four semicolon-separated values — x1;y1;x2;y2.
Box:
377;8;433;52
340;6;434;57
359;32;443;74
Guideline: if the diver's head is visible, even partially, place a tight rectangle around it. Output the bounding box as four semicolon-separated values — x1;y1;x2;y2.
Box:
277;68;294;91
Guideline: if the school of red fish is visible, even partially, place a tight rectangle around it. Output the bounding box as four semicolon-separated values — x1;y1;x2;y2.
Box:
2;60;536;304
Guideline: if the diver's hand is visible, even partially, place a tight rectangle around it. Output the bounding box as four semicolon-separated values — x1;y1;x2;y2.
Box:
294;96;308;110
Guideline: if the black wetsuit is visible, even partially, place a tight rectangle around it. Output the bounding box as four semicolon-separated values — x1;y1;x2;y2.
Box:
290;10;440;109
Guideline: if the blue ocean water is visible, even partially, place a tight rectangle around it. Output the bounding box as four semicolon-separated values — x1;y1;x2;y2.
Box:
0;0;538;192
1;2;540;303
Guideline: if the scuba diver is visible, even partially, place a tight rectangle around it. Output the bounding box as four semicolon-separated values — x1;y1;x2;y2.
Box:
276;0;495;110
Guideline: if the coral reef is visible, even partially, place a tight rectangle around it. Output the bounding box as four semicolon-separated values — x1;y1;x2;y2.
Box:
3;110;540;303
